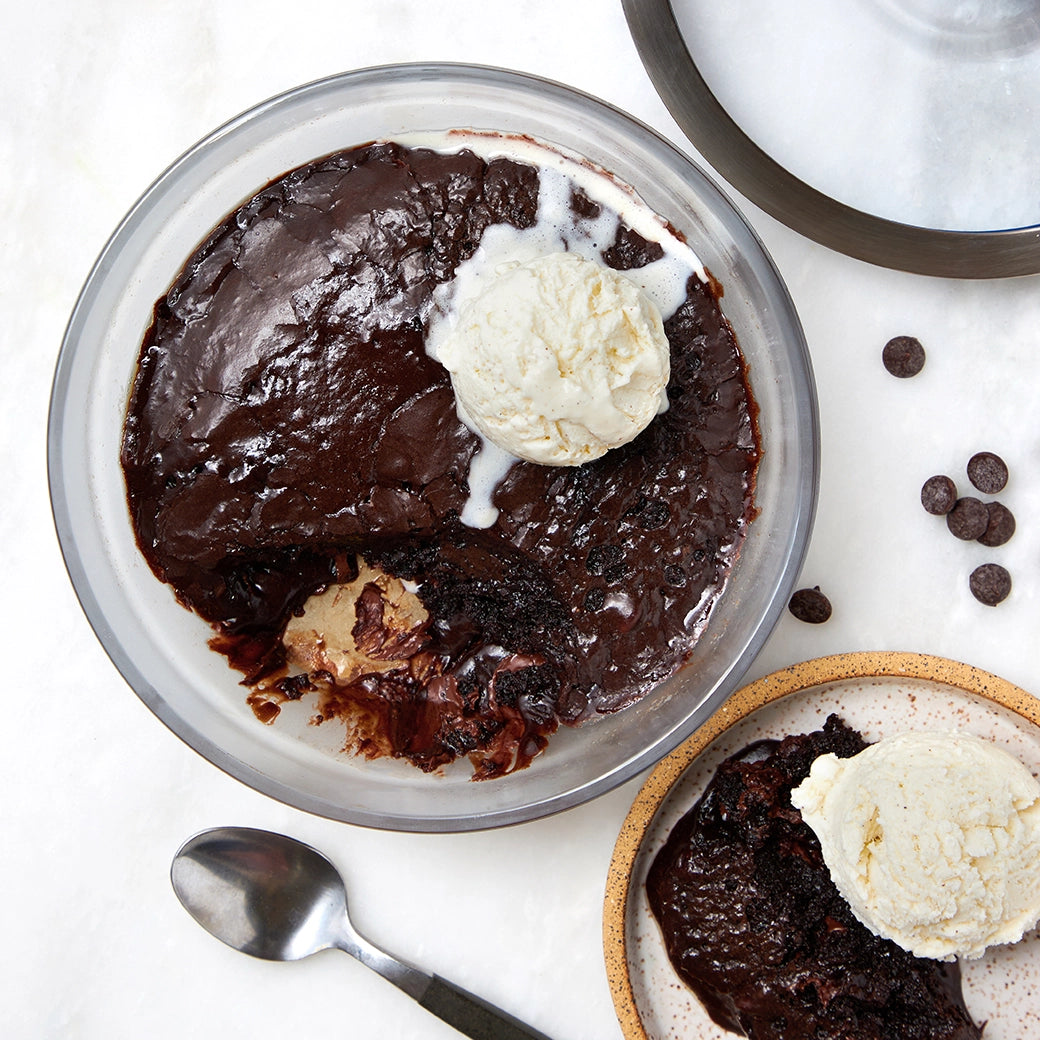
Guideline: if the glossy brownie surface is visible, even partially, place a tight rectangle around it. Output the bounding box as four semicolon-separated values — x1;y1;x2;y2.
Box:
121;140;759;777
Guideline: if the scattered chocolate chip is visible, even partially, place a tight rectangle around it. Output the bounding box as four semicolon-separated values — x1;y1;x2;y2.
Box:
920;475;957;515
788;586;832;624
978;501;1016;547
882;335;925;378
969;563;1011;606
946;497;989;540
966;451;1008;494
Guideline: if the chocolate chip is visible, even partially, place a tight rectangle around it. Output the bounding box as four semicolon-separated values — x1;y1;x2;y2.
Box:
882;335;925;378
921;475;957;515
569;520;593;549
966;451;1008;494
637;500;670;531
585;543;623;576
664;564;687;587
946;497;989;540
788;587;832;624
978;501;1016;547
969;563;1011;606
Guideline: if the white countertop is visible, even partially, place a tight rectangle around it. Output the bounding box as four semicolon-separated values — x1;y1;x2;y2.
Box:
5;2;1039;1038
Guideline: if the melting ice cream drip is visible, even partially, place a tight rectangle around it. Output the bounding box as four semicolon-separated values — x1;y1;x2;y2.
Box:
418;133;705;529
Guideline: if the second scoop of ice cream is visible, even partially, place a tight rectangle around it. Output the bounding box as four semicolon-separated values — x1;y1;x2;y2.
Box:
791;730;1040;961
431;252;670;466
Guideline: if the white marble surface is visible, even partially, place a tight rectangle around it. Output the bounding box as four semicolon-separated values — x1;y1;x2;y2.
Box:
4;2;1039;1038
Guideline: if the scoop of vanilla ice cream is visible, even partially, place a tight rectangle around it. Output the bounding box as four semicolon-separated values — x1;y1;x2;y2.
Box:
791;731;1040;961
431;252;670;466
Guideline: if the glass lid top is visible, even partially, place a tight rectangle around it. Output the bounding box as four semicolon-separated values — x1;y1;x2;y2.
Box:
624;0;1040;277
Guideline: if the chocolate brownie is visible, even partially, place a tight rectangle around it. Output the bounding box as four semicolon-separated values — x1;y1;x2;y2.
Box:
120;138;759;778
646;715;982;1039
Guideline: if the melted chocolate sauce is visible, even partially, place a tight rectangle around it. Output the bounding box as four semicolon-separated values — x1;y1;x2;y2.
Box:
121;140;759;777
646;716;982;1039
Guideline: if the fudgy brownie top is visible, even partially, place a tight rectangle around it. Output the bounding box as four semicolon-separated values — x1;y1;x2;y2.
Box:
121;140;759;777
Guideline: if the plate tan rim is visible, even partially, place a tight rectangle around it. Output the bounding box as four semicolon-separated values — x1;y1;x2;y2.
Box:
602;650;1040;1040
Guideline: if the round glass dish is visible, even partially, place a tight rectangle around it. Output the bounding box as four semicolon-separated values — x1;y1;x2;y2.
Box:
47;63;817;832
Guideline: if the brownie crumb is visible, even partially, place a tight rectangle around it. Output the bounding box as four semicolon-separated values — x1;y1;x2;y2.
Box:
967;451;1009;494
970;563;1012;606
788;586;832;624
921;474;957;515
882;335;925;377
978;502;1016;547
946;497;989;540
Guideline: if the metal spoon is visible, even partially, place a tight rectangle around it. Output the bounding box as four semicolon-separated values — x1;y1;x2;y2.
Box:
171;826;553;1040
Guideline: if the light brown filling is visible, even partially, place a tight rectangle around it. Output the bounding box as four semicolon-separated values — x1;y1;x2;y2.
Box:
283;558;429;684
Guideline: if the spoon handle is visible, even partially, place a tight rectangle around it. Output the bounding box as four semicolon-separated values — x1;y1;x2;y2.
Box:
418;974;555;1040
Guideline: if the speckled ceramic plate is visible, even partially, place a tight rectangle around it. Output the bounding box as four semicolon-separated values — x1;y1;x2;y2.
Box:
604;652;1040;1039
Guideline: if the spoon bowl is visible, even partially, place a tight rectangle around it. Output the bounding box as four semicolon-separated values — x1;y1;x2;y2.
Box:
172;826;552;1040
172;826;350;961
